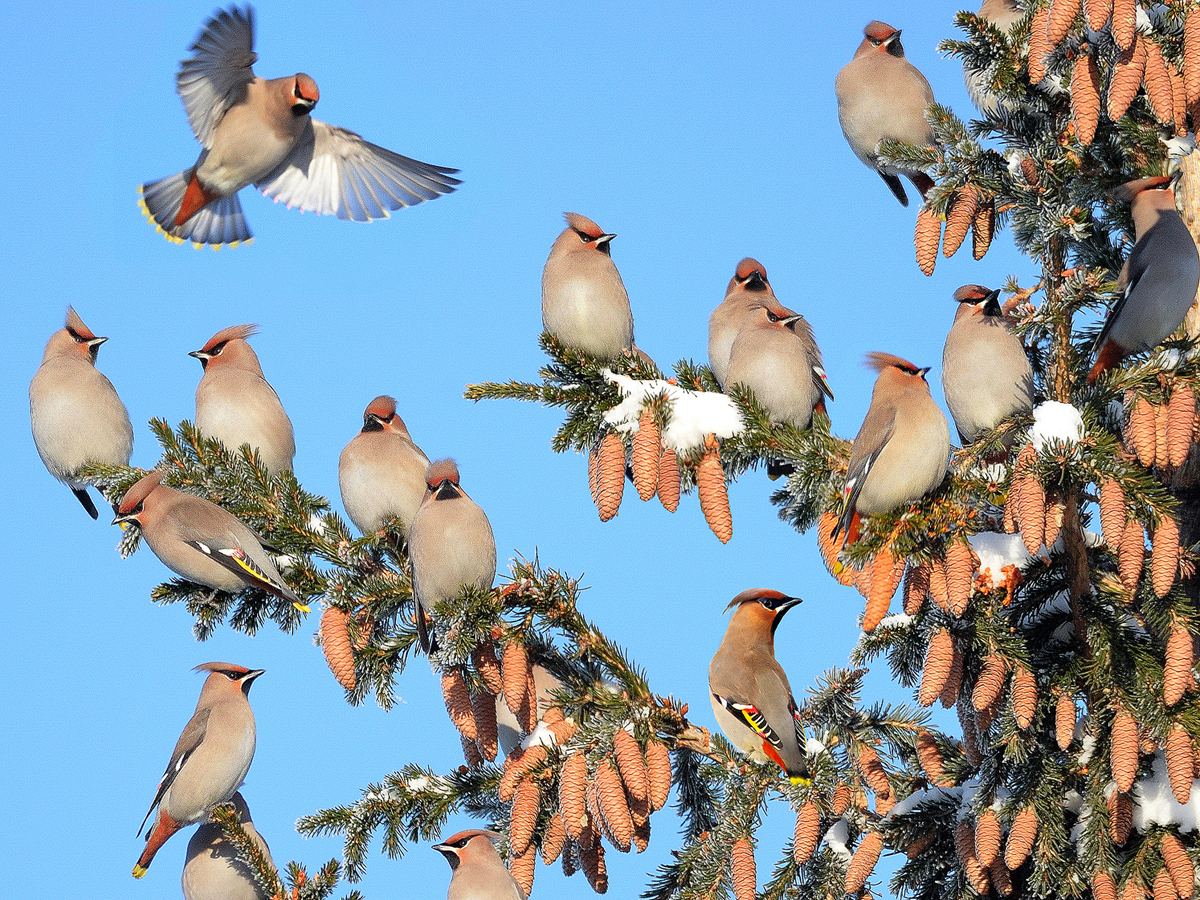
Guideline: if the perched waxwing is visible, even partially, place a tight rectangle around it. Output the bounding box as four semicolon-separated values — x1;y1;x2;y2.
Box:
495;664;564;756
834;354;951;545
835;21;938;206
541;212;635;360
191;325;295;475
708;589;811;784
941;285;1034;444
140;6;459;247
964;0;1023;115
408;459;497;653
725;301;832;430
708;258;781;389
29;307;134;518
338;396;430;541
134;663;265;878
182;791;275;900
433;830;527;900
113;470;307;611
1089;177;1200;383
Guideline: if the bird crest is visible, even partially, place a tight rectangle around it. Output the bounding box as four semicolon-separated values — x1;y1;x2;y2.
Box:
865;351;924;376
117;470;167;514
425;458;461;490
64;306;98;341
563;212;605;239
199;323;259;353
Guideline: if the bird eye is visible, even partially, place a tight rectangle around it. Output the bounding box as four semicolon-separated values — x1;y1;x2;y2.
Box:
224;671;240;680
578;233;593;243
767;312;780;323
869;37;882;45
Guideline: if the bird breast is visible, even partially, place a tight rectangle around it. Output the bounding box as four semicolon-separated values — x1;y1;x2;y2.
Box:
942;319;1032;442
30;356;133;483
855;399;950;514
541;253;633;358
196;79;308;195
836;55;935;168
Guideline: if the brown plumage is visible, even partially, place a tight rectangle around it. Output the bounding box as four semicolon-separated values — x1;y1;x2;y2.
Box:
1168;386;1195;467
1119;519;1146;595
1029;5;1052;83
320;606;356;691
1005;806;1038;870
644;740;672;811
1144;40;1176;126
1108;36;1146;122
944;186;980;258
1165;726;1195;804
972;196;996;260
793;802;821;865
595;432;625;521
1164;625;1194;706
845;830;883;894
920;629;955;707
1161;832;1194;899
1056;691;1077;750
1012;664;1037;729
1072;49;1101;145
1111;706;1140;792
974;653;1008;712
915;208;941;275
560;752;589;840
698;436;732;543
631;408;661;501
1100;480;1126;547
1152;517;1181;598
657;447;680;512
1047;0;1082;49
976;809;1002;868
1112;0;1137;49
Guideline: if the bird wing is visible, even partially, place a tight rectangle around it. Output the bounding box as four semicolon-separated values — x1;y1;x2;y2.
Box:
254;119;460;221
183;539;294;600
137;707;211;836
175;6;258;149
812;363;835;402
834;410;896;538
711;692;791;772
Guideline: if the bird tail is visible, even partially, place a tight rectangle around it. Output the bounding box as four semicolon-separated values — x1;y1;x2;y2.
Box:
132;811;180;878
71;487;99;519
1087;339;1125;385
139;173;252;249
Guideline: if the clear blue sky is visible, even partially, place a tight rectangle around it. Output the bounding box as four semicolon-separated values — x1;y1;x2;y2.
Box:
1;2;1034;897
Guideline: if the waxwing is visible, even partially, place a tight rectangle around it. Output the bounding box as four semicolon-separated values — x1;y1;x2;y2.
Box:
541;212;635;360
1089;177;1200;383
709;589;811;784
182;791;276;900
708;258;781;389
408;459;497;653
338;396;430;541
134;663;264;878
835;21;938;205
191;325;295;475
495;664;564;757
941;285;1034;444
964;0;1023;115
30;307;134;518
140;6;458;247
433;830;527;900
725;301;832;430
834;353;951;545
113;470;307;611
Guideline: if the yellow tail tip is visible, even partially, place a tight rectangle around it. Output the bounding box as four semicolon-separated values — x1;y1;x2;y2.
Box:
788;775;813;787
293;602;311;613
132;865;148;879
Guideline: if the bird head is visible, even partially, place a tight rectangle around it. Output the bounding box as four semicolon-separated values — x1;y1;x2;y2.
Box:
952;284;1003;319
189;324;261;372
361;395;411;437
195;662;265;697
61;306;108;363
724;588;803;636
112;470;167;529
562;212;616;256
433;829;502;870
862;21;903;57
290;73;319;115
866;351;931;388
424;458;463;501
733;258;771;294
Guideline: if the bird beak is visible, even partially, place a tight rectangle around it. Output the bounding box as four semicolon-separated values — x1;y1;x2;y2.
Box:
432;845;459;868
434;480;462;501
243;669;266;685
917;366;931;379
777;596;803;618
596;233;616;245
982;288;1003;317
188;350;210;360
744;270;767;291
111;511;137;529
87;336;108;348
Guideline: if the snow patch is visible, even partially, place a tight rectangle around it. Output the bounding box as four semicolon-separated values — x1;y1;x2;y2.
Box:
1132;753;1200;833
823;818;853;862
1031;401;1084;451
602;371;744;453
970;532;1035;577
520;722;559;750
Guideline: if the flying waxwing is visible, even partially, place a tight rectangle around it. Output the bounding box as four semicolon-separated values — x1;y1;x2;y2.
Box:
834;354;951;545
408;459;497;653
708;589;811;784
1089;176;1200;383
433;830;527;900
708;258;781;389
29;307;133;518
133;663;265;878
964;0;1023;115
113;471;307;611
941;285;1034;445
725;301;832;430
338;396;430;541
182;791;276;900
541;213;635;360
139;6;459;247
835;21;938;206
191;325;295;475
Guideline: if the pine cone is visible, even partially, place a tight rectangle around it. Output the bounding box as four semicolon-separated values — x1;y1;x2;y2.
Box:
941;640;965;709
1162;832;1195;899
502;640;532;720
1100;480;1126;547
1111;706;1140;792
473;641;505;695
845;830;884;894
1005;806;1038;870
1029;4;1052;83
946;537;976;616
1112;0;1136;50
1012;664;1037;730
472;688;499;761
595;432;625;521
631;407;660;501
656;447;681;512
509;842;535;898
944;186;980;258
1158;401;1170;471
560;751;590;840
461;734;483;767
698;435;732;543
916;729;946;785
1119;518;1146;596
1126;876;1149;900
915;207;942;275
1021;155;1039;186
612;730;649;804
976;809;1002;868
1056;691;1076;750
832;781;852;816
542;811;567;865
1168;386;1196;467
955;821;991;894
1145;40;1177;128
907;832;935;859
1153;517;1181;599
441;667;477;741
596;759;633;852
819;510;853;586
990;857;1015;897
959;696;983;766
1165;625;1194;706
1084;0;1111;33
972;196;996;261
1155;867;1178;900
1044;495;1066;550
1072;49;1101;145
920;628;955;707
510;777;542;856
500;745;548;801
1109;789;1132;844
588;439;601;505
1093;872;1119;900
632;816;651;854
730;838;757;900
320;606;356;691
644;740;672;811
793;801;821;865
1166;725;1195;805
858;744;891;799
1047;0;1082;49
929;554;952;613
1129;394;1158;467
519;669;538;734
578;826;608;893
903;562;930;615
1016;474;1046;555
1108;34;1147;122
973;653;1009;712
1169;60;1187;137
864;546;903;631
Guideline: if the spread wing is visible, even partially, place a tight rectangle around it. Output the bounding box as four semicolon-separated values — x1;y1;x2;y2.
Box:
137;707;210;836
255;119;460;221
176;5;258;148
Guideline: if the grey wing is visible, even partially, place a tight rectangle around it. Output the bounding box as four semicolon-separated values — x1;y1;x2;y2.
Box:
137;707;211;835
255;119;461;221
176;5;258;148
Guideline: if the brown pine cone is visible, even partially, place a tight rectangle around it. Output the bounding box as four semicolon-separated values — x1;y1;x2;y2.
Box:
864;546;903;631
920;628;955;707
472;641;505;695
1125;876;1148;900
510;777;542;856
941;640;965;709
1111;706;1140;793
595;431;625;521
915;207;941;276
1166;725;1195;805
1108;35;1147;122
633;815;651;854
1046;0;1082;49
972;197;996;261
560;751;590;840
1029;5;1052;83
845;830;884;894
1084;0;1111;33
472;688;499;761
1112;0;1136;50
944;186;980;258
929;554;952;613
1119;519;1146;596
656;446;681;512
502;640;531;720
1020;156;1039;186
1158;401;1170;471
1155;867;1179;900
1071;49;1101;146
819;510;853;586
461;734;484;767
1093;872;1119;900
542;811;567;865
1162;832;1195;899
976;809;1002;868
858;744;891;799
945;537;976;617
903;562;930;615
644;740;672;811
1044;495;1066;550
955;821;991;893
1056;691;1076;750
832;781;852;816
1187;7;1200;108
500;744;548;802
698;436;732;543
1164;625;1194;706
1005;806;1038;870
730;838;757;900
990;857;1015;897
959;696;983;766
1152;517;1181;599
596;759;634;852
1011;664;1037;730
916;729;946;785
1016;474;1046;556
612;730;649;804
1099;480;1126;548
1169;60;1187;137
631;407;660;501
320;606;356;691
973;653;1009;712
508;842;535;898
1129;394;1158;467
1168;386;1196;468
793;801;821;865
578;826;608;893
1144;40;1177;127
1109;789;1132;844
441;667;477;741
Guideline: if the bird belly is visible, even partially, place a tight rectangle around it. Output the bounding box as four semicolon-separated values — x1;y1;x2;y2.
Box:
162;732;254;825
856;414;950;514
542;269;633;359
195;376;294;474
197;110;297;195
726;347;816;429
30;363;133;484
